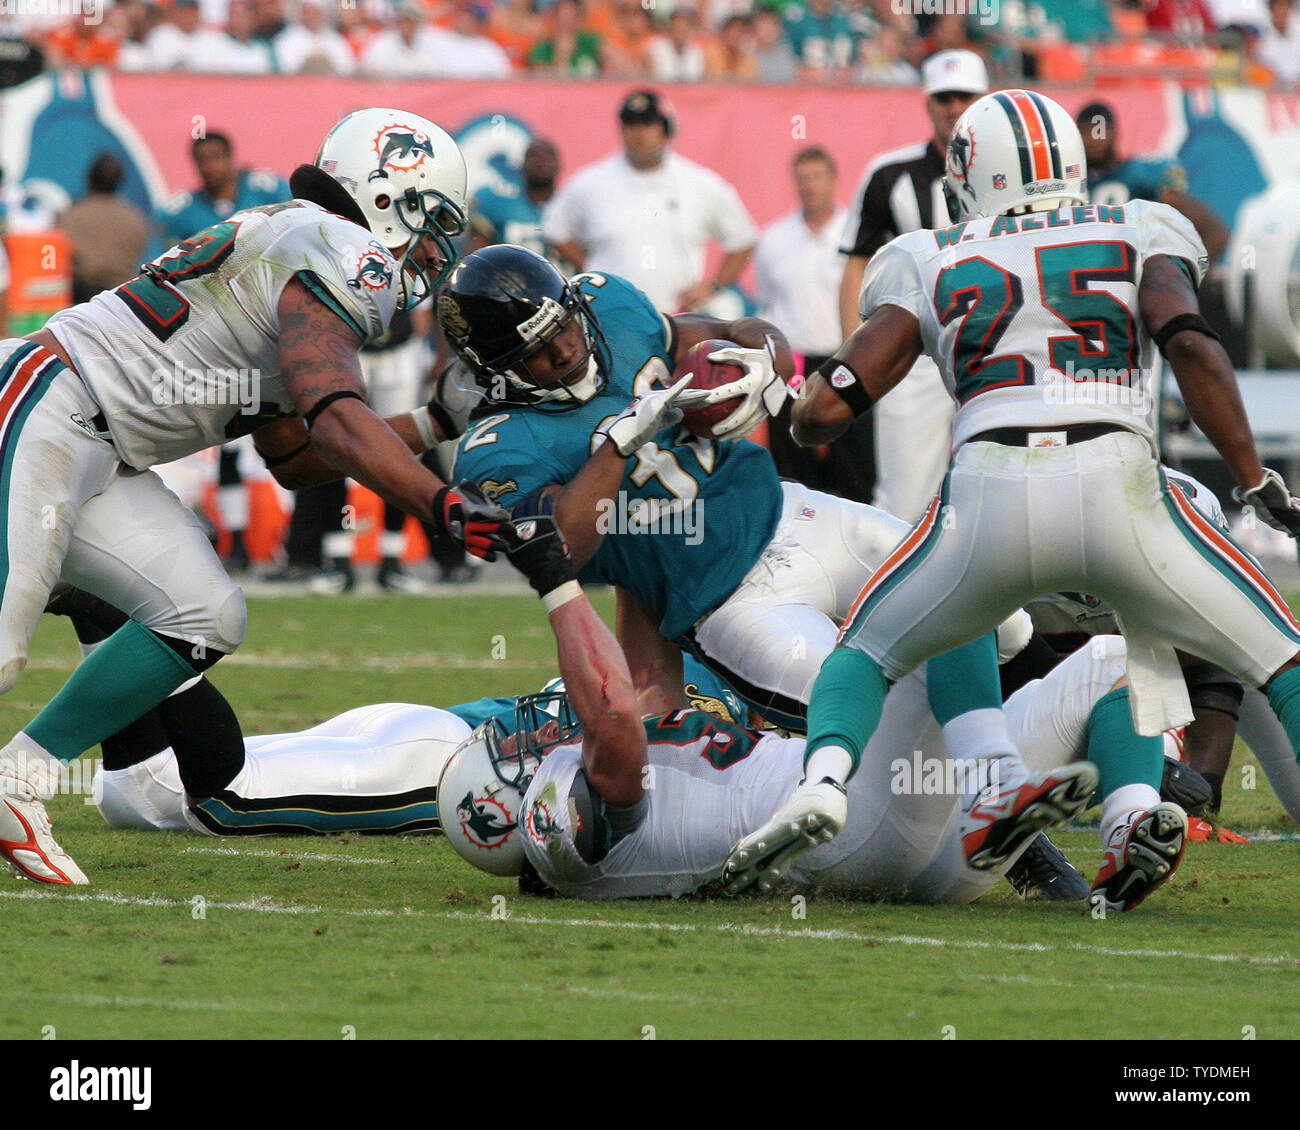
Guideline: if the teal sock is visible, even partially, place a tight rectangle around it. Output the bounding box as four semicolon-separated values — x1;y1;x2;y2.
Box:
26;620;199;761
1086;687;1163;799
804;647;888;778
926;632;1001;725
1266;666;1300;764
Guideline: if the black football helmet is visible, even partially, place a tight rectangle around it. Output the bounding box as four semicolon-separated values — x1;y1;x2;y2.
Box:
436;245;607;412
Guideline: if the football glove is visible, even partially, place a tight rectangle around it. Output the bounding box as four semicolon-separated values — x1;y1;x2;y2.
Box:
426;360;485;442
434;481;511;560
704;339;794;442
596;372;711;458
1232;468;1300;538
503;494;575;599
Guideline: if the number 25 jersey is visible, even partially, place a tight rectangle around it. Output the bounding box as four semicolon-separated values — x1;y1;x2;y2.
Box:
45;200;398;470
859;199;1208;449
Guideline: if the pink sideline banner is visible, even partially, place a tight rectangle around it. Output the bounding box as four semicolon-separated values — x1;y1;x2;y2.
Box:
109;75;1189;227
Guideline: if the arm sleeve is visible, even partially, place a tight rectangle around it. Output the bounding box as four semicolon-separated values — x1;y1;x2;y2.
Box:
840;166;896;259
1138;199;1209;287
857;238;926;322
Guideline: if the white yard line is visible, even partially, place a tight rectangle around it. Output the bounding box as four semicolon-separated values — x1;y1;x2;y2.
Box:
180;846;399;866
4;888;1297;969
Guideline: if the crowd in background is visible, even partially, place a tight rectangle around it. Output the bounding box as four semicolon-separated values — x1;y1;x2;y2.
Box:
0;0;1297;87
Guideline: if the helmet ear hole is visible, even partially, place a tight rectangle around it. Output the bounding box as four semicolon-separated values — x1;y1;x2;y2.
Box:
374;193;391;210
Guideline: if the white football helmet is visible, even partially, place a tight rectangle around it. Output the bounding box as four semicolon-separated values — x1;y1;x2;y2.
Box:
314;108;468;308
944;90;1088;223
438;691;579;877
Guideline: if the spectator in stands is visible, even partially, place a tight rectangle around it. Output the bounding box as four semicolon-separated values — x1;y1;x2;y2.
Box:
601;0;657;76
785;0;857;78
192;0;275;73
755;147;856;499
543;90;757;313
1076;101;1228;260
528;0;602;76
853;22;919;83
753;5;799;82
648;5;707;81
113;0;164;70
488;0;545;69
274;0;357;74
123;0;204;71
57;155;150;305
361;0;452;77
440;1;513;76
1145;0;1217;40
251;0;289;42
1031;0;1116;43
1260;0;1300;83
468;136;560;260
705;13;759;79
339;0;385;58
44;14;120;68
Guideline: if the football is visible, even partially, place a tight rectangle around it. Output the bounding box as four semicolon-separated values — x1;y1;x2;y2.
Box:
671;339;747;438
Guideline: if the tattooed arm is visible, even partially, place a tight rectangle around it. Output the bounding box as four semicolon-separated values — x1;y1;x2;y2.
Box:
274;276;448;523
1139;254;1263;490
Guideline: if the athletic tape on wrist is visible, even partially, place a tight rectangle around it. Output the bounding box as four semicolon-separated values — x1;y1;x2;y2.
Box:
411;407;438;450
542;580;583;613
815;358;873;417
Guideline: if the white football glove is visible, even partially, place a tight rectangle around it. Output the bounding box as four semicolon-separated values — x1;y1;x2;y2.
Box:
1232;468;1300;539
426;360;486;441
703;339;795;442
596;372;712;458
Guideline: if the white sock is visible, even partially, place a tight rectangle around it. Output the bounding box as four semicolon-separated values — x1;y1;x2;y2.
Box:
941;708;1029;805
805;746;853;788
0;732;63;799
380;531;405;559
1100;784;1160;848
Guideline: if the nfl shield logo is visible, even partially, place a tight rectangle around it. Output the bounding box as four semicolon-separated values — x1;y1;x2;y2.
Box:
993;173;1007;190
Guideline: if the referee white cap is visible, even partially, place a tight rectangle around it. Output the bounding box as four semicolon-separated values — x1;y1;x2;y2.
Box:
922;49;989;95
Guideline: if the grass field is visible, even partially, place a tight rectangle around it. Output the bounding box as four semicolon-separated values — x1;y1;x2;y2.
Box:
2;591;1299;1040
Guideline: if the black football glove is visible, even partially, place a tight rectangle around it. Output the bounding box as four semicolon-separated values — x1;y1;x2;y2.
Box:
1232;468;1300;539
503;493;575;599
435;481;511;560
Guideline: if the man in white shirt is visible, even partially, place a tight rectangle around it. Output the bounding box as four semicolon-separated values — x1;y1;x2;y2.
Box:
360;0;455;79
131;0;205;71
188;0;274;73
1260;0;1300;84
756;146;876;502
543;90;757;313
438;1;512;78
273;0;357;75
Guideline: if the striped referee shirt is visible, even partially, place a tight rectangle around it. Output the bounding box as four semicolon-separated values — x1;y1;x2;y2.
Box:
839;139;948;259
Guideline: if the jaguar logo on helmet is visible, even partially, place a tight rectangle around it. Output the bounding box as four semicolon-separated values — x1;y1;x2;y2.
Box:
350;249;394;291
440;293;470;338
373;125;435;174
454;791;517;849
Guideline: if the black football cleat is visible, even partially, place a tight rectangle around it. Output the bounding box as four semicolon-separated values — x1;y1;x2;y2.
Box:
1005;832;1090;901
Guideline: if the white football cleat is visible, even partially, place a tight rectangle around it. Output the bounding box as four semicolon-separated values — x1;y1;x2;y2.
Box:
1090;802;1188;913
960;762;1098;872
0;771;88;885
723;777;846;894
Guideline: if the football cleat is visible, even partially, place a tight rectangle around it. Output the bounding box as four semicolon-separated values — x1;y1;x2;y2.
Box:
1090;802;1188;913
1004;832;1090;901
1160;755;1212;815
0;771;87;885
723;777;846;895
960;762;1098;872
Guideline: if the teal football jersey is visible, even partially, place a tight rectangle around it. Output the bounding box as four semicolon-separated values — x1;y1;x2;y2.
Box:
453;271;782;640
469;186;548;259
1088;157;1187;207
154;168;291;253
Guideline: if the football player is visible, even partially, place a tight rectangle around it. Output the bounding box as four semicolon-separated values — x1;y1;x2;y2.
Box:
787;90;1300;904
438;506;1191;912
0;109;513;886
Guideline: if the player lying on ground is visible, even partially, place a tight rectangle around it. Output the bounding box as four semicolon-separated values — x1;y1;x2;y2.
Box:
441;507;1184;912
0;108;516;886
776;89;1300;884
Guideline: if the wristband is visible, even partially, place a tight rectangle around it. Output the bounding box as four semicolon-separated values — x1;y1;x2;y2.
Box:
1152;312;1221;356
542;579;583;613
410;407;439;450
815;358;873;417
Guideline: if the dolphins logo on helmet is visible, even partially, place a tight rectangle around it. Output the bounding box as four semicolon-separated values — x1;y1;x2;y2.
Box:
374;125;436;175
454;791;517;849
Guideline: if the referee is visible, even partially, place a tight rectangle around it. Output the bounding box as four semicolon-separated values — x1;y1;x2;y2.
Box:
837;48;986;525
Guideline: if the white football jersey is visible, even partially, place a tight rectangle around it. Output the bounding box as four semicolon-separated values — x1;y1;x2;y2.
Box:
859;199;1208;449
46;201;399;469
1026;466;1228;641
